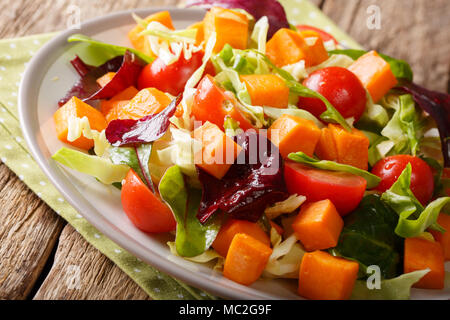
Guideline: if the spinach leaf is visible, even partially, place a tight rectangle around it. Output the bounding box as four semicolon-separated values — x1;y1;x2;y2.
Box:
331;194;403;279
329;49;413;81
109;145;154;192
381;163;450;238
288;152;381;189
159;166;222;257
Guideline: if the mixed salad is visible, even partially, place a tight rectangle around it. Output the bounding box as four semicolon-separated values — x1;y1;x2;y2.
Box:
50;0;450;300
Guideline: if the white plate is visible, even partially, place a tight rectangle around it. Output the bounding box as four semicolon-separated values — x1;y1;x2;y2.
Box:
18;7;449;300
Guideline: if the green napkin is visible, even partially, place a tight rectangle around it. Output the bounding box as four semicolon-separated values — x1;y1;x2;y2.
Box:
0;0;359;300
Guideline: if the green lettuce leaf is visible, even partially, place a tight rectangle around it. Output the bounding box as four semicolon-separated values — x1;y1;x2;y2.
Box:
381;94;424;156
52;147;129;185
350;270;430;300
159;166;221;257
263;106;324;128
288;152;381;189
381;163;450;238
328;49;413;81
68;34;154;64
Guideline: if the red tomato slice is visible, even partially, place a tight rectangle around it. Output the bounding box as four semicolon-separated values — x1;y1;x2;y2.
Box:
296;24;339;45
371;155;434;205
138;50;204;96
121;169;176;233
284;162;367;216
192;75;255;131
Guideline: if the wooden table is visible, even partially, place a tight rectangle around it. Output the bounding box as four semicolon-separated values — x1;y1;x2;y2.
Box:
0;0;448;300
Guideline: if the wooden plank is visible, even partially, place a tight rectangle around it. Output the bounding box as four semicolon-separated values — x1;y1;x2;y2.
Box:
322;0;450;92
0;163;65;299
33;224;149;300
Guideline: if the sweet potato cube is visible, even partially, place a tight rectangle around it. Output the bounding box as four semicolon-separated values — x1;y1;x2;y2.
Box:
348;50;398;103
188;21;205;46
298;251;359;300
223;233;273;286
100;86;139;117
128;11;174;55
53;97;107;150
292;199;344;251
328;124;369;170
430;213;450;260
404;237;445;289
240;74;290;109
315;127;338;161
204;7;249;53
212;219;270;257
96;72;116;87
268;114;321;159
299;30;329;66
193;122;242;179
267;28;313;67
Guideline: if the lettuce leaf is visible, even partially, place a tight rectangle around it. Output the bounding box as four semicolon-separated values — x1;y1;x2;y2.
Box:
328;49;413;81
263;106;324;129
350;270;430;300
381;94;424;156
288;152;381;189
68;33;154;63
52;147;129;185
381;163;450;238
159;165;221;257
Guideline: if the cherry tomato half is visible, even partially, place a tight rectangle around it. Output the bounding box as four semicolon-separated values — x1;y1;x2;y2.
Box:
192;75;255;131
371;155;434;205
285;161;367;216
296;25;339;45
138;50;204;96
121;169;176;233
297;66;367;122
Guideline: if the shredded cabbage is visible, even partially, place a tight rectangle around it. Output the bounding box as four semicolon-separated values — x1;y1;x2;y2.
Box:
67;116;110;156
263;229;305;279
282;60;308;82
167;241;224;271
265;194;306;220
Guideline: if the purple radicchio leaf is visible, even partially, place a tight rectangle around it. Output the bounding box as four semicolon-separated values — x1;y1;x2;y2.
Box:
396;81;450;167
197;131;289;224
105;95;181;147
186;0;290;39
59;51;146;106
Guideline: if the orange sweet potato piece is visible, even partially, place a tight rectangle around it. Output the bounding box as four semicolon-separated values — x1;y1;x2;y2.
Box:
188;21;205;46
348;50;398;103
53;97;107;150
267;28;314;67
212;219;271;257
203;7;249;53
193;122;242;179
96;72;116;87
328;124;369;170
404;237;445;289
100;86;139;117
240;74;290;109
128;11;174;55
223;233;273;286
292;199;344;251
430;213;450;261
298;30;329;66
103;100;131;123
112;88;172;121
268;114;321;159
315;127;338;162
298;251;359;300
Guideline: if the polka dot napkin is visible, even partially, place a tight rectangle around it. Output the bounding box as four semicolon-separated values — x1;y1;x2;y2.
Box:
0;0;359;300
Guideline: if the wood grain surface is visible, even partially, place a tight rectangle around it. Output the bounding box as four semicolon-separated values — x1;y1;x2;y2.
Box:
0;0;448;300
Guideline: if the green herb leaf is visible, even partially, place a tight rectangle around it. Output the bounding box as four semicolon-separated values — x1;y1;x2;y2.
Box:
159;166;222;257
